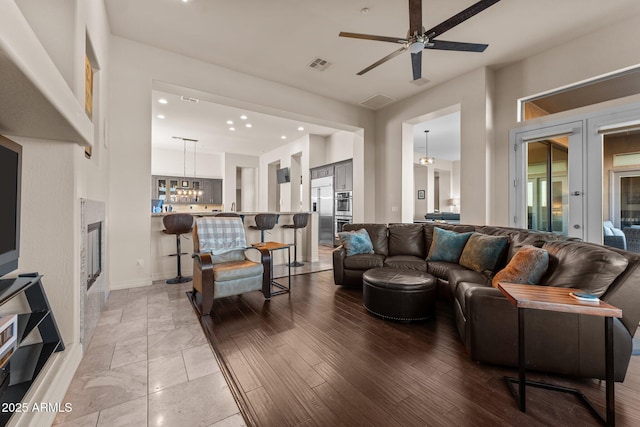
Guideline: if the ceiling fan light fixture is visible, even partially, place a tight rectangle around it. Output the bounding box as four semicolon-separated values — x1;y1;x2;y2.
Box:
409;39;425;54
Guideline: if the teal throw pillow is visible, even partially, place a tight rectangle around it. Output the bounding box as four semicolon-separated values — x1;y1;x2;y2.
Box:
338;228;375;256
459;232;509;273
426;227;473;263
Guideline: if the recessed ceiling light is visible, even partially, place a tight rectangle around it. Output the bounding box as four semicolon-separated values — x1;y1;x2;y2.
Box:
281;135;287;140
158;98;168;104
240;115;248;120
182;0;189;3
157;114;165;119
245;123;252;128
226;120;233;125
297;126;304;131
229;127;235;131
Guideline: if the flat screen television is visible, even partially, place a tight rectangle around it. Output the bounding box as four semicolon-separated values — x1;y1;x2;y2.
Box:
276;167;290;184
0;136;22;278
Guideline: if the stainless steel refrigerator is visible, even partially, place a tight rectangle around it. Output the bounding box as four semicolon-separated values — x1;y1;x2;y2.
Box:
311;176;334;246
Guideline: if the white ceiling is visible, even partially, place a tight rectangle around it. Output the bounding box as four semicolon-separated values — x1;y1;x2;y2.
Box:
152;91;339;156
106;0;640;157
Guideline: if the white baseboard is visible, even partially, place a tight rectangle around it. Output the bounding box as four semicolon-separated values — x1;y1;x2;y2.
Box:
109;277;153;290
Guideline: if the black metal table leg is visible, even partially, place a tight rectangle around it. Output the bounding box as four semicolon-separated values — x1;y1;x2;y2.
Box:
605;316;615;427
518;307;526;412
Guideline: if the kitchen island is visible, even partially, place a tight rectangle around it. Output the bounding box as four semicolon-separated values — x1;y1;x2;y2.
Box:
151;211;319;282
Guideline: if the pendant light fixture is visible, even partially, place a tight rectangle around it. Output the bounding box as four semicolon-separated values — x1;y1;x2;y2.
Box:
419;129;435;165
173;136;203;199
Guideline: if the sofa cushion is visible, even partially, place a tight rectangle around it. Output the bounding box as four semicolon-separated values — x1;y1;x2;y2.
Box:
540;241;629;296
344;223;388;256
427;260;469;281
213;259;263;282
343;253;385;270
491;245;549;288
459;233;509;273
424;223;476;253
338;228;374;256
388;223;426;258
384;255;427;271
427;227;473;263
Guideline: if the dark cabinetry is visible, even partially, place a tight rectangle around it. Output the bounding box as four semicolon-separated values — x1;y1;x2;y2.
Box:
0;275;64;426
152;175;222;204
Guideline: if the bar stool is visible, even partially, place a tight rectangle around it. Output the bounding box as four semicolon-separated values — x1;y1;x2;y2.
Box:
249;213;277;244
282;213;309;267
162;213;194;284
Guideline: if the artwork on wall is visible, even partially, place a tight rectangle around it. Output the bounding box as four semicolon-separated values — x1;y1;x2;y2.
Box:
418;190;425;199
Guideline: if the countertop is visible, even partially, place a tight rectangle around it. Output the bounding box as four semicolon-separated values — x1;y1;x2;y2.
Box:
151;211;313;217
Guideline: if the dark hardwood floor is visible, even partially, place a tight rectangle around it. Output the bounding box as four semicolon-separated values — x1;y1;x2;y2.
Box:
195;271;640;427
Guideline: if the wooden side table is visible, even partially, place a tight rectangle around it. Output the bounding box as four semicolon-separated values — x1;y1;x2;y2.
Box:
497;282;622;427
252;241;292;296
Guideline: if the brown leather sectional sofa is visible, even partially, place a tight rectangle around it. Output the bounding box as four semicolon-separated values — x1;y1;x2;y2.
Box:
333;222;640;382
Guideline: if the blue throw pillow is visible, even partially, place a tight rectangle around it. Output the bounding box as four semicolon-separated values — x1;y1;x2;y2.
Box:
427;227;473;263
459;232;509;273
338;228;375;256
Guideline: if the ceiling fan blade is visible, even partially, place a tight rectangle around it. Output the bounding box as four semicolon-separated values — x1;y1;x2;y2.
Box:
357;46;408;76
408;0;422;36
425;0;500;39
339;32;407;44
427;39;488;52
411;51;422;81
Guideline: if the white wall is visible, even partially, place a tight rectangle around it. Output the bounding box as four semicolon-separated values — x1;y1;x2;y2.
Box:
325;131;355;164
152;146;224;178
492;13;640;225
378;67;492;225
1;0;112;424
259;134;310;212
108;36;376;288
223;152;259;210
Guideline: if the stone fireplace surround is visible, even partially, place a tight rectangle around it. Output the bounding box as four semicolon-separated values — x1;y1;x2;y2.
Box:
80;198;107;351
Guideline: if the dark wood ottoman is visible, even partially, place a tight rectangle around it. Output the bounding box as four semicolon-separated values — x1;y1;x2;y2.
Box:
362;267;437;321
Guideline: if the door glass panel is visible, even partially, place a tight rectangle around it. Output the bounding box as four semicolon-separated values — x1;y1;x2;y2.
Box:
526;137;569;233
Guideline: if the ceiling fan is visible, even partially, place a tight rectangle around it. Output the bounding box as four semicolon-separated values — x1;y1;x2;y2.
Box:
339;0;501;80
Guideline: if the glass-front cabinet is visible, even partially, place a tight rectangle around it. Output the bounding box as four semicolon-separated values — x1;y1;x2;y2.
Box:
152;175;222;205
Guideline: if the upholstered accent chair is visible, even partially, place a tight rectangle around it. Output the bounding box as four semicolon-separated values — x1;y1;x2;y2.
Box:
191;217;271;315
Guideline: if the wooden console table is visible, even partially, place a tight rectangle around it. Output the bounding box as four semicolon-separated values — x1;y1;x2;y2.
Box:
498;282;621;427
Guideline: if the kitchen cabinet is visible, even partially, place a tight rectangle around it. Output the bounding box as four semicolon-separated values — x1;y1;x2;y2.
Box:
334;161;353;191
152;176;222;204
0;274;64;426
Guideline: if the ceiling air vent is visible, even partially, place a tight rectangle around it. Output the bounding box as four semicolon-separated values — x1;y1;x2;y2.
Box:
360;94;396;110
180;96;199;103
308;57;331;71
410;77;430;87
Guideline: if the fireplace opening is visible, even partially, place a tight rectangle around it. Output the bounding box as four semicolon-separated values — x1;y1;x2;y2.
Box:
87;221;102;290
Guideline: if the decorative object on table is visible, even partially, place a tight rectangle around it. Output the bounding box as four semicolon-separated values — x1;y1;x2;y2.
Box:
339;0;500;80
417;189;425;199
0;314;17;369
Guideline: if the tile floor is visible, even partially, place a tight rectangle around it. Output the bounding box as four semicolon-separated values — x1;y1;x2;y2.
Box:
53;280;245;427
52;246;334;427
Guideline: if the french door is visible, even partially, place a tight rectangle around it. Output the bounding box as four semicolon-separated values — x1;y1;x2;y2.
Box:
511;122;584;239
511;102;640;247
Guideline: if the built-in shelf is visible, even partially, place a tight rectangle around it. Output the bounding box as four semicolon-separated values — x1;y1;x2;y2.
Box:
0;1;93;145
0;275;64;427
